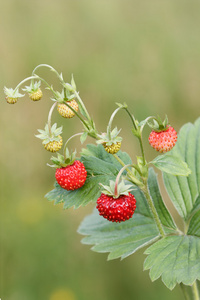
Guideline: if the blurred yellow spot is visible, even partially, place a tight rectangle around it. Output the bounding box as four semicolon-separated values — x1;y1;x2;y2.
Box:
17;198;44;224
49;288;76;300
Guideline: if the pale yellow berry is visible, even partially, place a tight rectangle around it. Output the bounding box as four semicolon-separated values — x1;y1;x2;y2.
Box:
44;135;63;152
29;88;43;101
103;142;121;154
6;96;18;104
57;100;79;118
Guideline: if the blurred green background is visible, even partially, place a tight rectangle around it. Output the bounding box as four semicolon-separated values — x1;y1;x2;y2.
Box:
1;0;200;299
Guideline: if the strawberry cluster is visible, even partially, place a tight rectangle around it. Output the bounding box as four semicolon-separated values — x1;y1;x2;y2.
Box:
4;64;179;225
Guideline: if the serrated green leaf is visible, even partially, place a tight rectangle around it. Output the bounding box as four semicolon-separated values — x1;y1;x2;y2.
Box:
163;118;200;220
151;155;191;176
78;171;177;260
78;208;160;260
76;153;177;260
144;235;200;290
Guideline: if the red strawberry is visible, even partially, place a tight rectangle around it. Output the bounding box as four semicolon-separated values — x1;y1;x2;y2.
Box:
148;126;177;153
96;192;136;223
55;160;87;190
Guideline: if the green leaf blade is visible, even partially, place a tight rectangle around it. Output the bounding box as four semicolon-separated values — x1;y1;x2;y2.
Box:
151;155;191;176
144;235;200;290
78;208;160;260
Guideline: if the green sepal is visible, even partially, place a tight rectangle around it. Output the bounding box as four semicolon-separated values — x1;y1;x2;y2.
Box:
48;149;76;168
100;180;134;198
4;87;24;98
71;74;76;91
22;81;41;93
148;115;169;132
97;127;122;146
35;123;62;144
51;89;74;103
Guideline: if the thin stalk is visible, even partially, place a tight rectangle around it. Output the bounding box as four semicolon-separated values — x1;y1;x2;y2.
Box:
123;106;146;164
63;133;83;160
14;75;39;93
47;102;57;136
180;283;191;300
107;106;122;139
32;64;58;77
114;163;142;197
74;91;91;122
138;136;146;166
113;154;144;188
123;106;137;131
142;184;166;237
192;281;200;300
32;64;65;88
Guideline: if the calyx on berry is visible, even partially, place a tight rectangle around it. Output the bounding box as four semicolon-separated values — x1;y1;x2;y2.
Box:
4;87;24;104
147;115;169;132
22;81;43;101
35;123;63;152
51;89;76;104
48;148;77;168
97;127;122;154
100;179;134;199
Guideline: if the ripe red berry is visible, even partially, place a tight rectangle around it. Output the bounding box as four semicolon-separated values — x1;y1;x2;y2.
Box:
148;126;177;153
55;160;87;190
96;192;136;223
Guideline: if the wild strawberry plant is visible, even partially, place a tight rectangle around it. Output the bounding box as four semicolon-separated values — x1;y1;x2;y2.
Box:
4;64;200;299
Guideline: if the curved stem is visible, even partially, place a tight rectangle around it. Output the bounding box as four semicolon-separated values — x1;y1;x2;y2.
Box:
47;102;57;136
14;75;39;93
107;106;122;139
123;106;137;131
32;64;58;77
114;163;138;197
113;154;143;187
123;106;146;164
63;132;83;160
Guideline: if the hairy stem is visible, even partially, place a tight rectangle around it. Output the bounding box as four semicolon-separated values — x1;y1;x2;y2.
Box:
180;283;191;300
192;281;200;300
74;91;91;122
113;154;142;187
142;184;166;237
